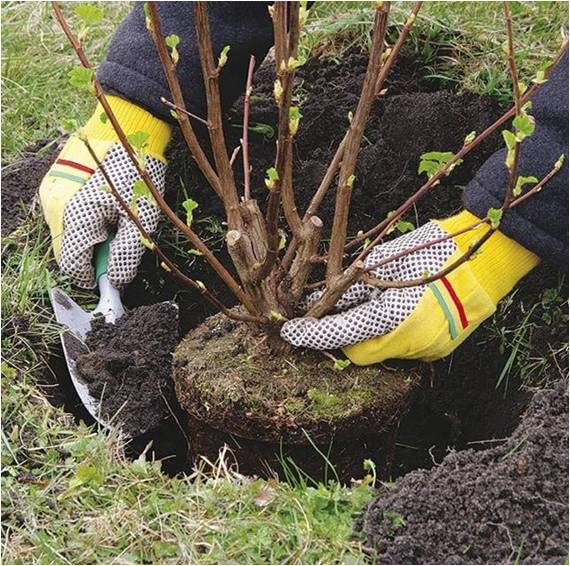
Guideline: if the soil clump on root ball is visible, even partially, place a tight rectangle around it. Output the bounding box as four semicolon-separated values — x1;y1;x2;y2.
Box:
173;313;421;482
75;302;179;437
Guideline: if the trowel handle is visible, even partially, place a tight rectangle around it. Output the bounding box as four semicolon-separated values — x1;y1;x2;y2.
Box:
94;233;113;282
93;232;125;323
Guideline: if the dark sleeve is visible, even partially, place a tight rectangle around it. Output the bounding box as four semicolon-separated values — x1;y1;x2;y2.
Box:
463;51;569;270
97;2;274;122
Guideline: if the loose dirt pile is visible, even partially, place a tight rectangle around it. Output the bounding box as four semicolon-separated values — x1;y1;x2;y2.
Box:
364;378;569;565
75;302;179;437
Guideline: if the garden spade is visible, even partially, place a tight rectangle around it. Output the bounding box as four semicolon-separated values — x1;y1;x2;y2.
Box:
50;234;177;433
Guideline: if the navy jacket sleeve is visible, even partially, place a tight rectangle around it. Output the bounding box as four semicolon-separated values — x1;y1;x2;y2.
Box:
463;51;568;269
98;2;274;122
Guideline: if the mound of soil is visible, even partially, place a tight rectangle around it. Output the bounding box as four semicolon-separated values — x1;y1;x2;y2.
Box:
363;378;569;564
75;302;179;437
173;312;420;480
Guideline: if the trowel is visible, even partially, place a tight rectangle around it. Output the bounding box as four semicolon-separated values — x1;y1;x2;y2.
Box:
50;235;125;428
50;234;177;432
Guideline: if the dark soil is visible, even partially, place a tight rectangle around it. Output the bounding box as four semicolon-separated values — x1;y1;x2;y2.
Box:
1;140;60;236
173;312;420;481
75;302;179;438
363;378;569;565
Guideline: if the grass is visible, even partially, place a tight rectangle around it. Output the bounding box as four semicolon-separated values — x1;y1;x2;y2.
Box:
1;1;130;161
1;1;568;564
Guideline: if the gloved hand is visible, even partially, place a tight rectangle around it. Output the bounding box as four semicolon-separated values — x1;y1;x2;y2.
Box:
39;96;171;289
281;211;540;365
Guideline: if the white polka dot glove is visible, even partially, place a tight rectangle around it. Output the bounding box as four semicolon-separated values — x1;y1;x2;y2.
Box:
39;96;171;289
281;211;540;365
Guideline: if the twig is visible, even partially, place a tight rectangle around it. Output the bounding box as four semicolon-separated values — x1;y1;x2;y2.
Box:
361;162;561;289
502;1;521;208
242;55;256;201
363;227;495;290
308;159;561;291
159;97;209;126
375;1;423;96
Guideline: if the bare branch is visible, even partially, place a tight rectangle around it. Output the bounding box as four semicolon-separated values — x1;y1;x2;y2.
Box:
194;2;241;224
375;2;423;96
326;2;390;281
147;2;222;197
160;97;209;126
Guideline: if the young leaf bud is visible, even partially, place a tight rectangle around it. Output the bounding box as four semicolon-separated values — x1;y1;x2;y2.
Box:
218;45;231;69
273;79;283;104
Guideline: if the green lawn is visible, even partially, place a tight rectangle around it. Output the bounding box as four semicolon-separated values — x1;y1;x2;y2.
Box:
1;1;567;564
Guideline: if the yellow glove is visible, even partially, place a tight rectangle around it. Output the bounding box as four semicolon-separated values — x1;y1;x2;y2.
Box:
281;211;539;365
39;96;171;288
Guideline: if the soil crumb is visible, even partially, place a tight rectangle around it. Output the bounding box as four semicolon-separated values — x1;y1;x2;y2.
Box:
363;378;569;565
75;302;179;437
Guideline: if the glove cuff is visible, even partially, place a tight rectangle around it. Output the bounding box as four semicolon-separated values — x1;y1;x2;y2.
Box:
83;95;171;161
436;210;540;304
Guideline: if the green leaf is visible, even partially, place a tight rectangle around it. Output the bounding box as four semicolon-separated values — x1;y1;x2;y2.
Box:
61;118;79;132
395;219;415;234
131;180;157;212
502;129;517;150
127;131;150;153
1;361;16;379
139;235;154;250
555;154;565;170
278;231;287;251
165;34;180;49
420;151;455;162
74;4;104;24
333;358;351;371
248;122;275;139
417;160;440;179
182;198;199;227
384;510;406;531
512;113;535;140
67;67;94;93
532;69;548;85
165;34;180;65
486;207;503;229
513;175;538;197
346;174;356;188
99;112;108;124
265;167;279;190
232;122;275;140
418;151;455;179
143;2;152;30
288;106;302;135
218;45;231;68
